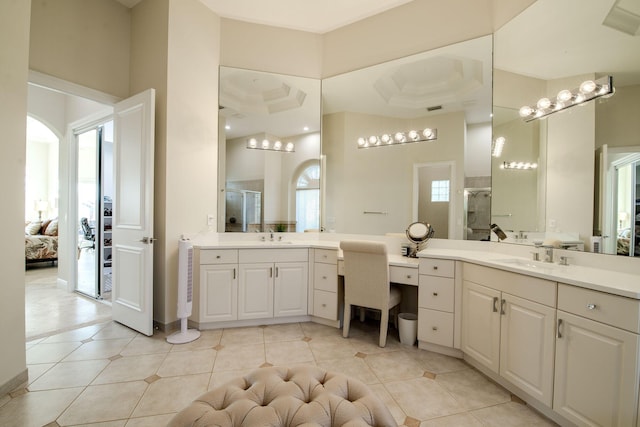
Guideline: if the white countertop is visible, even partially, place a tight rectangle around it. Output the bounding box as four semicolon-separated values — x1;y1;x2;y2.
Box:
418;248;640;300
190;233;640;300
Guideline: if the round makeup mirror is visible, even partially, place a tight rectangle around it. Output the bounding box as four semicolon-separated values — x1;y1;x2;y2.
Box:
406;222;435;257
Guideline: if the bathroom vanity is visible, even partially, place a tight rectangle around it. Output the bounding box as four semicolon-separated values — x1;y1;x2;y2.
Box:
188;233;640;427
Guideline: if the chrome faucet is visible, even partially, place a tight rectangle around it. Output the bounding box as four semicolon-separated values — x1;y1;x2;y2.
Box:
543;246;554;263
268;229;274;241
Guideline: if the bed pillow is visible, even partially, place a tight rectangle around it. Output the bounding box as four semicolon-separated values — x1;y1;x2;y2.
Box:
25;221;42;235
44;219;58;236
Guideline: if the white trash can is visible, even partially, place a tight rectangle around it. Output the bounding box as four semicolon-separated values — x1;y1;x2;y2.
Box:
398;313;418;346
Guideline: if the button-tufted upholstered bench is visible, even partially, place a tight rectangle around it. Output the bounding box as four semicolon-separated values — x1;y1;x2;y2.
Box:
168;365;398;426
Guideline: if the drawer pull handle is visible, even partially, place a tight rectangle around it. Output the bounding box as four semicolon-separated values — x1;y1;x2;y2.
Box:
233;268;236;280
322;303;327;307
586;303;597;310
270;267;273;278
432;326;438;331
432;292;438;297
275;267;279;278
492;297;499;313
500;299;506;315
433;266;438;270
557;318;563;339
216;255;221;259
322;276;327;280
406;275;412;279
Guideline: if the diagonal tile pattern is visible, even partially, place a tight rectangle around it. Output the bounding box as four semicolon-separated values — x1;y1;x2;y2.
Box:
2;318;559;426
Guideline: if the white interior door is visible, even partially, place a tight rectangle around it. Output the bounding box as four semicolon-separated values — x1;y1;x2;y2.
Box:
112;89;155;336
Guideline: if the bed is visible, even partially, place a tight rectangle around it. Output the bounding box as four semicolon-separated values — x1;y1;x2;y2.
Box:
25;219;58;265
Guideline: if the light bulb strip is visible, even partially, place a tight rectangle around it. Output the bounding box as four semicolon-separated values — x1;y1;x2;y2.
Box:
519;75;614;122
500;160;538;170
356;128;437;149
491;136;505;157
246;138;295;152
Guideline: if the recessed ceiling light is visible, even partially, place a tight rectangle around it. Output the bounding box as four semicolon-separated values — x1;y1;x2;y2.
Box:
225;125;230;130
303;126;309;131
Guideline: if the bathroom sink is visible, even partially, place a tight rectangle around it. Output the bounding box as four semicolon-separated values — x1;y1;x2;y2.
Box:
494;258;562;271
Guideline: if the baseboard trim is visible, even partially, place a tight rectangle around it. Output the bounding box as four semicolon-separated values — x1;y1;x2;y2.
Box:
0;369;28;398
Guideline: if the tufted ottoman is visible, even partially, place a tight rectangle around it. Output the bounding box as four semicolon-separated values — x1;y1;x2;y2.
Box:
168;365;398;426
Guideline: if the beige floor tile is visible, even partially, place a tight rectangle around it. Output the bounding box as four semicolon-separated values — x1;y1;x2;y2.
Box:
300;321;341;338
265;340;314;366
91;322;139;340
213;343;266;371
208;368;257;391
263;323;305;342
131;374;209;418
125;413;176;426
385;377;464;421
317;356;379;384
365;351;426;382
26;342;83;364
26;363;55;385
308;335;357;361
62;338;132;362
25;338;45;350
67;421;126;427
57;381;148;426
92;354;167;385
470;401;558;426
344;330;404;355
0;387;83;427
405;348;469;374
419;413;484;426
41;323;108;344
169;329;222;352
435;369;510;410
220;326;264;345
0;394;10;409
156;348;216;377
368;383;407;425
29;359;109;391
120;335;173;356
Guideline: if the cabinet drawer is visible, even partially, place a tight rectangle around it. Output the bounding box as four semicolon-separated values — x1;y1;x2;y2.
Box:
314;249;338;265
314;263;337;292
420;259;455;278
239;248;308;263
199;249;238;265
390;266;418;286
419;276;454;312
418;308;454;347
558;284;640;333
313;290;338;320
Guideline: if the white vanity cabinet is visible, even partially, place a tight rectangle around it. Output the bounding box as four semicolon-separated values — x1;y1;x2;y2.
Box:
238;249;308;320
312;249;339;322
418;259;457;349
553;284;640;427
198;249;239;322
461;263;557;407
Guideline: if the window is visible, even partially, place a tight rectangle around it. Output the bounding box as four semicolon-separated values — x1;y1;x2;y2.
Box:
296;164;320;232
431;180;450;202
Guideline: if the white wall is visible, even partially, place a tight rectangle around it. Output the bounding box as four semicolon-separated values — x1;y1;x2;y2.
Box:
0;0;30;396
465;123;492;178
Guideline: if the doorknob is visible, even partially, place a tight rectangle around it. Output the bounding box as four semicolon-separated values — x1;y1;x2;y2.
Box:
139;237;156;244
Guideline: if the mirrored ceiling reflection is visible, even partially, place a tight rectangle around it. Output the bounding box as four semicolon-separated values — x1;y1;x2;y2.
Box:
493;0;640;256
218;67;321;233
321;35;493;238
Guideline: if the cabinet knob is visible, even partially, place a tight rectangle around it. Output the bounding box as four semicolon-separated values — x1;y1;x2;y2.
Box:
406;275;412;279
586;303;597;310
433;266;438;270
432;326;438;331
433;292;438;296
216;255;221;259
322;303;326;308
322;276;327;279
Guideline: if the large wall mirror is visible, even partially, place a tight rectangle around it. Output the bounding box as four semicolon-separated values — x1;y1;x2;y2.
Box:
321;35;493;239
218;67;321;232
493;0;640;257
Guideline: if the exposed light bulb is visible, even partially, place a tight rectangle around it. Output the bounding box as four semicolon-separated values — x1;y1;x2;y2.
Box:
519;106;535;117
394;132;405;142
422;128;434;139
248;138;257;148
262;139;270;149
357;137;366;147
408;130;419;141
557;89;573;102
381;134;392;144
273;140;282;150
285;142;294;152
537;98;552;109
580;80;597;94
368;135;378;145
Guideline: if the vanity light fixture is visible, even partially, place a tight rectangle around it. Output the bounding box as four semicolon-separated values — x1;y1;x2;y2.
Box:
247;138;295;152
357;128;437;149
491;136;505;157
500;161;538;170
519;75;614;122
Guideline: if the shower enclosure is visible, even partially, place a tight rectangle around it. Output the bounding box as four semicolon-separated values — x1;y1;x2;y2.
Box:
464;188;491;241
225;189;262;232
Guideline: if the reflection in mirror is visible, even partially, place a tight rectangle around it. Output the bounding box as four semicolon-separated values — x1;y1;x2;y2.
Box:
218;67;321;232
321;35;493;238
493;0;640;256
491;105;544;235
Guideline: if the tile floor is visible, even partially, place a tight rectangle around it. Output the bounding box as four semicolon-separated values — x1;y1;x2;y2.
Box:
3;319;558;427
25;265;112;340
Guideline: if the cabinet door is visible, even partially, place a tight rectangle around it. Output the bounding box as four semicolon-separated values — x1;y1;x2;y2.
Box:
461;280;501;373
200;264;237;322
238;263;273;320
500;293;555;407
554;311;640;427
274;262;308;317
